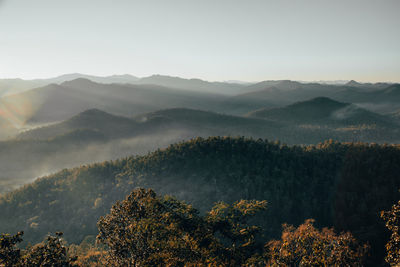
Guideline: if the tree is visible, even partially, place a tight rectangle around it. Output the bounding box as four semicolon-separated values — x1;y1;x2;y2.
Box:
22;232;76;266
381;200;400;266
266;219;369;266
97;188;267;266
0;231;23;267
205;200;267;265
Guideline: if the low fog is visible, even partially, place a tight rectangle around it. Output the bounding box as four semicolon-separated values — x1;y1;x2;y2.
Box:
0;128;193;195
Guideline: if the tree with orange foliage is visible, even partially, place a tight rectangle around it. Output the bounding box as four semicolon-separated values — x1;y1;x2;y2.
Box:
381;200;400;266
266;219;369;266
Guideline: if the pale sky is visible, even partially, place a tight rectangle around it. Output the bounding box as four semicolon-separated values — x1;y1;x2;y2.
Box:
0;0;399;82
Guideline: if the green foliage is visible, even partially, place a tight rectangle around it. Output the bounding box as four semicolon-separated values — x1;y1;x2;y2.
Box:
381;200;400;266
97;188;267;266
21;232;76;266
0;231;76;266
205;199;267;263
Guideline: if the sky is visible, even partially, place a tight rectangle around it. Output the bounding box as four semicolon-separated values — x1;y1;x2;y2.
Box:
0;0;399;82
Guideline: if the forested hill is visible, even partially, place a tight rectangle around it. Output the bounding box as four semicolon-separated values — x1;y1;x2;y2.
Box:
1;137;400;265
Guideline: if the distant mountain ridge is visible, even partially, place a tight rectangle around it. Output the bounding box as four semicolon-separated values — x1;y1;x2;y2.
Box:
0;73;139;97
247;97;395;127
136;74;246;95
0;78;226;126
0;73;246;97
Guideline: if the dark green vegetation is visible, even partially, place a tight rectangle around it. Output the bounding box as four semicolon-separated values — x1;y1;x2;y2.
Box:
97;188;268;266
1;188;372;266
1;137;400;265
0;231;76;266
95;188;367;266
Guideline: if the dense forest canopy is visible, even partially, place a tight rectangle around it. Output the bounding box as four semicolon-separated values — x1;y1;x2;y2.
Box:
1;137;400;265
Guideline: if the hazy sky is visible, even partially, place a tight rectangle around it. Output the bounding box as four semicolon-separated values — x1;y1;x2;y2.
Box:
0;0;399;82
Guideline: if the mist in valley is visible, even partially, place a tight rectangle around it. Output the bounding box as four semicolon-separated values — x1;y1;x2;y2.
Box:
0;127;195;194
0;1;399;265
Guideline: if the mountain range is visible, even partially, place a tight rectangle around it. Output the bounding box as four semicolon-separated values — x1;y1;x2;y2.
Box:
0;74;399;194
0;78;226;127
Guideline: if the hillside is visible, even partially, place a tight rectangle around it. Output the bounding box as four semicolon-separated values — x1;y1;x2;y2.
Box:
1;137;399;265
247;97;396;127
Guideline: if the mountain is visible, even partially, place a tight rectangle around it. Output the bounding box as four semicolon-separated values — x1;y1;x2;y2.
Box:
17;109;140;140
0;74;245;97
136;75;246;95
243;80;304;93
220;81;343;115
0;74;140;97
0;79;46;97
247;97;396;127
1;137;399;265
332;83;400;103
345;80;392;90
222;80;400;115
346;80;363;87
0;78;227;126
45;73;139;84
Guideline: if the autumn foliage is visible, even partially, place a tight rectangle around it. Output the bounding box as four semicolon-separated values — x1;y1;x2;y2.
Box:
381;200;400;266
266;219;369;266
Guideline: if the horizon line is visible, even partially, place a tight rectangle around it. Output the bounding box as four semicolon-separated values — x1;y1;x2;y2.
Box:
0;73;399;84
